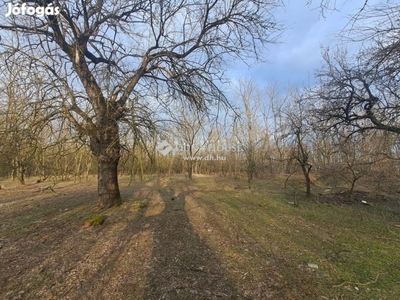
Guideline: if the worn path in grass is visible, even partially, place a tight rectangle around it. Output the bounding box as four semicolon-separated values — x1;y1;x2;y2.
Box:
1;175;399;299
0;176;246;299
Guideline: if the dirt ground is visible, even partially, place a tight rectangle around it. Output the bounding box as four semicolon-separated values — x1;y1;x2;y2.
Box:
0;176;260;299
1;175;399;299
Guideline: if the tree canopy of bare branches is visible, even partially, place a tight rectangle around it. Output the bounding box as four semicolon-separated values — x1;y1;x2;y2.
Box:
0;0;282;208
311;1;400;136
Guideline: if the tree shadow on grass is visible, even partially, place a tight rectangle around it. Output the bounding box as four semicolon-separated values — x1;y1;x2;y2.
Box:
0;178;247;299
143;186;247;300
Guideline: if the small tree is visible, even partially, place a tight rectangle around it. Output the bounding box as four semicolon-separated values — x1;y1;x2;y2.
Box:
170;105;212;180
232;79;266;188
285;90;313;196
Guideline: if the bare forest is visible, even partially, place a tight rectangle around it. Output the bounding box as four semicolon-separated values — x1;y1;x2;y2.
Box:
0;0;399;299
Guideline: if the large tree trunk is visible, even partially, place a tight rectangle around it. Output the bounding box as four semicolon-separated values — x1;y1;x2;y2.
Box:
98;154;121;208
90;118;122;208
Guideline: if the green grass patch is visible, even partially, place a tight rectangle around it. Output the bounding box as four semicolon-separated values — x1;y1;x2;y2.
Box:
131;202;148;211
183;175;400;299
85;214;105;226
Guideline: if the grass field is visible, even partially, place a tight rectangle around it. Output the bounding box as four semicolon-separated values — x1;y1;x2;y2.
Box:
1;175;399;299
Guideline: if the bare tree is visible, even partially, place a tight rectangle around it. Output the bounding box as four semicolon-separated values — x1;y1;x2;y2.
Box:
232;79;266;187
285;90;313;196
0;0;281;207
0;59;56;183
167;103;213;180
311;2;400;137
269;87;291;174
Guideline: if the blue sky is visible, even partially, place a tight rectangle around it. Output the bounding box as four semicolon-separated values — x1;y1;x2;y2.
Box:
227;0;382;89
